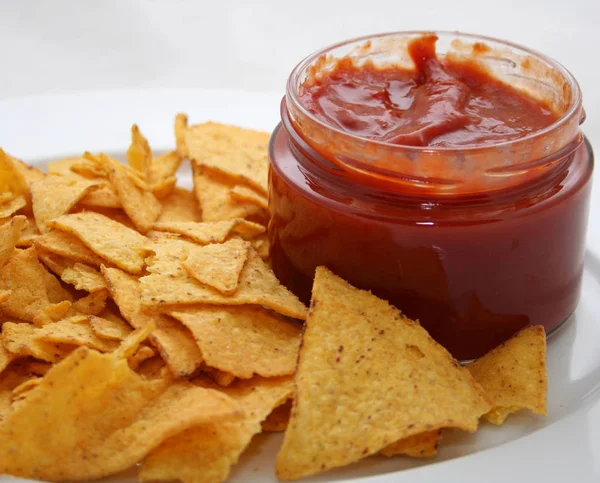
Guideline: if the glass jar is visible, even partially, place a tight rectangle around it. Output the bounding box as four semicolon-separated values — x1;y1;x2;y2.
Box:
268;31;593;360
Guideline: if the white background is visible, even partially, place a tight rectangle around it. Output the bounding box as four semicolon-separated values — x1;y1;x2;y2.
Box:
0;0;598;145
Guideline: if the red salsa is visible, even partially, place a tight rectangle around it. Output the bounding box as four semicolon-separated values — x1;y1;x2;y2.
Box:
269;33;592;360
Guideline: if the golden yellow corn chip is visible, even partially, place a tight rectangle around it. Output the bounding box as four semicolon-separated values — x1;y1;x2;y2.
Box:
36;316;119;352
174;113;189;157
71;289;109;316
0;346;243;480
467;325;547;425
0;196;26;218
203;366;236;387
89;314;133;341
126;124;153;177
156;187;202;223
170;306;301;378
16;215;40;247
230;185;269;210
102;153;161;233
153;218;265;245
128;345;156;370
141;246;307;319
380;430;442;458
140;376;293;483
262;399;292;432
252;233;270;260
182;238;250;295
11;376;42;403
0;247;51;322
275;267;492;481
193;164;266;222
149;151;182;199
47;157;89;177
0;360;37;422
80;184;122;208
40;265;74;304
0;149;29;201
103;267;203;377
0;215;27;268
38;250;107;293
31;175;99;233
0;343;16;375
35;229;107;266
181;119;270;195
32;300;72;327
48;212;151;274
2;322;75;363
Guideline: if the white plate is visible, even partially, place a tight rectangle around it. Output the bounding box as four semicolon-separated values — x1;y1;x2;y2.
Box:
1;88;599;483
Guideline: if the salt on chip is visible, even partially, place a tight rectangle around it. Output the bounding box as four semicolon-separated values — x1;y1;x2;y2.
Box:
103;267;203;377
156;187;202;223
0;215;27;268
153;219;265;245
467;325;547;425
182;238;250;295
31;175;99;233
230;185;269;210
140;376;293;483
0;247;51;322
180;118;270;195
380;430;441;458
169;305;301;378
89;314;133;341
35;229;107;267
0;346;243;481
141;247;307;320
2;322;75;363
48;212;151;274
36;316;119;352
0;196;26;219
193;164;266;222
126;124;153;177
102;153;161;233
275;267;493;481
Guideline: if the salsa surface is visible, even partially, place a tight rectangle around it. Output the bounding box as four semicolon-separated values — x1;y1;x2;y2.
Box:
299;35;558;147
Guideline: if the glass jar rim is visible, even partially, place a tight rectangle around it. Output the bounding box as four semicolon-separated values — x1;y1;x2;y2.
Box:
285;30;583;155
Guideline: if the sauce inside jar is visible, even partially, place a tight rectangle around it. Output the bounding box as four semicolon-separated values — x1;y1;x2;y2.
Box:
269;33;592;360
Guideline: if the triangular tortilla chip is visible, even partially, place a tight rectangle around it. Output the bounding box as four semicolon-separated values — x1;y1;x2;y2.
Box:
31;176;98;233
0;196;26;219
182;238;250;295
102;267;203;377
149;151;182;199
0;215;27;268
0;149;29;202
153;219;264;245
47;212;151;274
467;325;547;425
38;250;106;293
230;185;268;210
35;229;107;266
140;377;293;483
181;119;270;194
380;430;441;458
2;322;75;363
156;187;202;223
71;290;109;316
89;314;133;341
275;267;492;480
126;124;152;177
140;244;307;320
0;346;242;480
36;315;119;352
169;306;301;378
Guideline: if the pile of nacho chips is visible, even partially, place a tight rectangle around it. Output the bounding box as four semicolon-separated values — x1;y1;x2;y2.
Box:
0;116;547;482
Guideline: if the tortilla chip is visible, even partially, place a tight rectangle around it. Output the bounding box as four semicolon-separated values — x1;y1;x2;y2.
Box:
262;398;292;432
140;377;293;483
128;345;156;370
156;187;202;223
0;196;26;219
37;250;106;293
174;113;189;157
80;184;122;208
252;233;270;260
0;346;243;481
36;316;119;352
0;247;51;322
141;246;307;320
11;156;45;186
0;360;38;422
126;124;152;177
40;265;74;304
69;157;111;178
169;305;301;378
0;343;16;376
182;238;250;295
230;185;269;210
149;151;182;199
103;267;203;377
102;153;161;233
181;120;270;195
0;290;10;304
11;377;42;403
89;314;133;341
71;290;109;316
275;267;492;481
32;300;72;327
16;215;40;247
153;218;265;245
2;322;75;363
380;430;442;458
467;325;547;425
35;229;107;267
193;165;265;222
0;215;27;268
48;212;151;274
31;176;99;233
0;149;29;201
